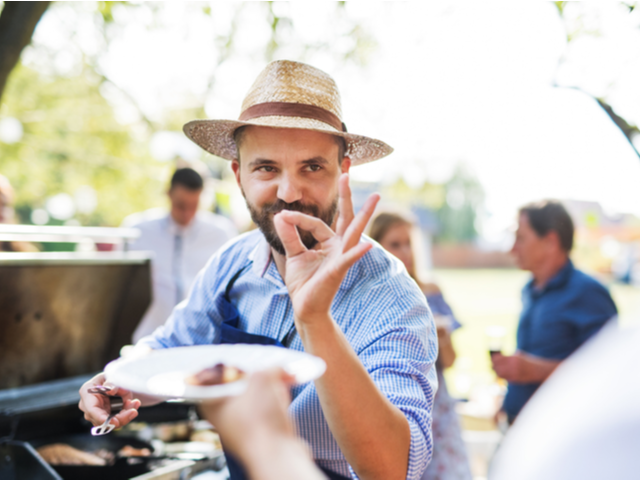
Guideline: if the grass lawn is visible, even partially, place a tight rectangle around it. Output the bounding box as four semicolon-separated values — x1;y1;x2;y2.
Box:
432;268;640;399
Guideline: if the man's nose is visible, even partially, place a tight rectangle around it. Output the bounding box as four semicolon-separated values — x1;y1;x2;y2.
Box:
277;173;303;204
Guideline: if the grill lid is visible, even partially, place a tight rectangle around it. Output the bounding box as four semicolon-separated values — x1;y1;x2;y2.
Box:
0;375;94;417
0;252;152;398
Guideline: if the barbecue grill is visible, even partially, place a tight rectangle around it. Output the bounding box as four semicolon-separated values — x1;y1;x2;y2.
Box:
0;225;226;479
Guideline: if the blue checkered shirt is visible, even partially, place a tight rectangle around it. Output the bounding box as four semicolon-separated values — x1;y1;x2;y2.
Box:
140;230;438;479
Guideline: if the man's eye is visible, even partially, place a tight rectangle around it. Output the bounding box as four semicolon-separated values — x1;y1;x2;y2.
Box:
258;166;275;172
307;164;322;172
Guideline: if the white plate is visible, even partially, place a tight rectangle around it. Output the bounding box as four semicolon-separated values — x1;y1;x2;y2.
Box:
104;344;326;401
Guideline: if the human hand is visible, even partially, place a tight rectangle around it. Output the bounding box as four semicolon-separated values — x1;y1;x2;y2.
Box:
491;352;560;384
78;373;141;429
273;173;379;325
198;368;298;463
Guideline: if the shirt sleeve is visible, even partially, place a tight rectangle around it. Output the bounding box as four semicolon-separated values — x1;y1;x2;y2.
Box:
571;281;618;346
347;282;438;480
137;253;226;349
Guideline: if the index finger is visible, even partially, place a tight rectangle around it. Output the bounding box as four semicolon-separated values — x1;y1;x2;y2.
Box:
343;192;380;252
335;173;354;237
273;211;306;257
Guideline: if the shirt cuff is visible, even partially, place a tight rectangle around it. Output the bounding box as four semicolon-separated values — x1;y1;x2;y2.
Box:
135;333;165;350
406;417;431;480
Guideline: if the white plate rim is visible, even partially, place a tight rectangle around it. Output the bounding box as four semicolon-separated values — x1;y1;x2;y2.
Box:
104;344;326;401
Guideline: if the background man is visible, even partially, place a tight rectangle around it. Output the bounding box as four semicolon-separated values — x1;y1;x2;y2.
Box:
80;60;437;480
492;200;617;423
123;167;237;342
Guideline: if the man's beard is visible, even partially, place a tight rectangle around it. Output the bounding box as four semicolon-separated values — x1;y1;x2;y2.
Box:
244;192;338;255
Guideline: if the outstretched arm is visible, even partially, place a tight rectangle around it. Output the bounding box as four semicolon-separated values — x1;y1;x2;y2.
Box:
274;174;411;480
199;369;327;480
492;352;560;384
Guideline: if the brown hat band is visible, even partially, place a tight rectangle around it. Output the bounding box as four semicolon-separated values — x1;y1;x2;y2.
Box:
239;102;346;132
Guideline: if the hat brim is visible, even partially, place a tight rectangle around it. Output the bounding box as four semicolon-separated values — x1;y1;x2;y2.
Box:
183;116;393;166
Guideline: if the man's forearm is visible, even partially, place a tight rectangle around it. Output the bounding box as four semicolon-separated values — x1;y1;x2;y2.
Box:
297;316;411;480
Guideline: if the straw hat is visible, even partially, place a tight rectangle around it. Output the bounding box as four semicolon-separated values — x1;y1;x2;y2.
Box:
183;60;393;166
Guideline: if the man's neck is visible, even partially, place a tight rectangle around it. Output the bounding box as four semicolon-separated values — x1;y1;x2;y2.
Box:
531;254;569;289
170;214;193;229
272;249;287;281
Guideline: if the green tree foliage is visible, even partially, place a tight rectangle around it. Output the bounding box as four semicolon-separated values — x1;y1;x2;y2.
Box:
382;166;484;244
435;166;485;244
0;1;50;103
0;1;378;231
0;63;169;226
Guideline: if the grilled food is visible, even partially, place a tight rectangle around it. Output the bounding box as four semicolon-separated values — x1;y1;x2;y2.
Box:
37;444;107;466
118;445;151;457
185;363;245;386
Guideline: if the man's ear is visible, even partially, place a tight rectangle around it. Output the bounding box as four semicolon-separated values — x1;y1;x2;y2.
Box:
545;230;562;252
341;157;351;174
231;160;241;186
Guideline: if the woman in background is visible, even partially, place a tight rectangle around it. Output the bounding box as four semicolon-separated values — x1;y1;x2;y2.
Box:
370;212;472;480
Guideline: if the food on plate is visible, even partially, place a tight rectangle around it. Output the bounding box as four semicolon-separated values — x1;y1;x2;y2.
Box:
118;445;152;457
185;363;246;386
36;444;107;466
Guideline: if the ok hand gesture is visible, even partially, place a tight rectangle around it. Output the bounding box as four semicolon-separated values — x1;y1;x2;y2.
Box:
273;173;379;326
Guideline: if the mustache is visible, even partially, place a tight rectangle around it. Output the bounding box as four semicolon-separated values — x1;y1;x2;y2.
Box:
264;200;320;217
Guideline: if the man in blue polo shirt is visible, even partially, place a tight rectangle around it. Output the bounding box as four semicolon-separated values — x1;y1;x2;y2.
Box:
492;200;617;423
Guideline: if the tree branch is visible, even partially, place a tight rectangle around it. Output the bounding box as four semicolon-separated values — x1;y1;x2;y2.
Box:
0;1;51;103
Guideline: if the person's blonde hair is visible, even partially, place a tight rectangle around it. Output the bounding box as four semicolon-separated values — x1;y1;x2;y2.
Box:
369;212;412;246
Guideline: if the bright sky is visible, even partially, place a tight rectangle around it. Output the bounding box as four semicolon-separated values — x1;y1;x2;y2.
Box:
27;1;640;241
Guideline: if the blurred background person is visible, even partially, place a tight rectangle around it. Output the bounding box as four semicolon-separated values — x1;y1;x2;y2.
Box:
123;167;238;342
0;173;37;252
369;211;472;480
491;200;618;424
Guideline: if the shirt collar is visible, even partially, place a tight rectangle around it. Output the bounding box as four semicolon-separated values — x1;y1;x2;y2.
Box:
166;212;199;236
248;232;272;278
526;259;574;296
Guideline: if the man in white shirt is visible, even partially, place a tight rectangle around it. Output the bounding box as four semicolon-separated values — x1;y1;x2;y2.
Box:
123;167;237;342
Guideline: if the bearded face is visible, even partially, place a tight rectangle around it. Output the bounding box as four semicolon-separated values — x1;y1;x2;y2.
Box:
232;127;349;255
244;192;338;255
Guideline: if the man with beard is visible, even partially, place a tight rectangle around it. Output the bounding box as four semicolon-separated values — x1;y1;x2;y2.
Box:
79;60;437;480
